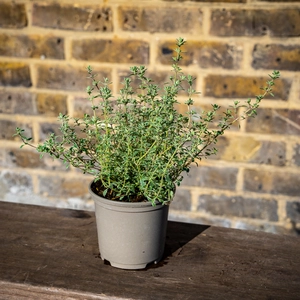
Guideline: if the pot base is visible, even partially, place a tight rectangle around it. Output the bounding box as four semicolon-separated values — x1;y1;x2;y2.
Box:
110;261;148;270
102;255;162;270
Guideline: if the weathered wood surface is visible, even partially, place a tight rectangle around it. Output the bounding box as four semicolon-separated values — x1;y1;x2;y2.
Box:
0;201;299;300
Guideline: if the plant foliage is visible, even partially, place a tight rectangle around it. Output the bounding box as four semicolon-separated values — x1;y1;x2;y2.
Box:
15;38;280;205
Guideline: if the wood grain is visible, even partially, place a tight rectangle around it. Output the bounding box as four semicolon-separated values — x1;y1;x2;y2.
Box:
0;201;299;299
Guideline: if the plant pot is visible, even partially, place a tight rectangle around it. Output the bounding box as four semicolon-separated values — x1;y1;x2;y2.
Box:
89;182;169;270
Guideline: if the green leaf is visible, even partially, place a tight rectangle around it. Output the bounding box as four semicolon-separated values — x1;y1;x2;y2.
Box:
103;189;108;197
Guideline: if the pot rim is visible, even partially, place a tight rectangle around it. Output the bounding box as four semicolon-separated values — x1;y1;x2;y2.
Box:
89;181;170;209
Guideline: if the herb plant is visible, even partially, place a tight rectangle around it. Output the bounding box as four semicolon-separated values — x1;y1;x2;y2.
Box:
15;38;280;205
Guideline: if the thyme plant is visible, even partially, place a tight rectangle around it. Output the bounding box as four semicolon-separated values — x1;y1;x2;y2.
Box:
15;38;280;205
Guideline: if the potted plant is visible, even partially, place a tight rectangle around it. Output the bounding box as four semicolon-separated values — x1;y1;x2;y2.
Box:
15;38;280;269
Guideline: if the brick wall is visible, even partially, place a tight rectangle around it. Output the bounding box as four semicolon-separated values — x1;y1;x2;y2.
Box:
0;0;299;235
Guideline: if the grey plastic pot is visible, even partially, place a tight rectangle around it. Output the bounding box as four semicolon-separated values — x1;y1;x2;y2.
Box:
89;182;169;270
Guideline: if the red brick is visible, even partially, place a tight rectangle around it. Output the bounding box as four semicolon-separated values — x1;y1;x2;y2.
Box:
252;44;300;71
39;121;92;145
164;0;246;2
210;9;300;37
158;40;243;69
32;3;113;32
257;0;299;2
72;39;149;64
36;64;111;91
182;166;238;190
246;109;300;135
292;144;300;166
72;97;94;118
119;6;202;33
39;122;61;142
0;91;67;116
286;201;300;223
0;62;31;87
0;91;34;115
244;169;300;197
0;3;27;29
197;194;278;221
204;75;291;100
38;175;91;198
1;120;32;141
210;136;286;166
0;34;64;60
36;94;68;116
3;148;67;171
0;171;33;196
171;189;192;211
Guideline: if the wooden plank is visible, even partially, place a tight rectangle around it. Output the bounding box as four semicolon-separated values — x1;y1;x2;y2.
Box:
0;281;126;300
0;201;300;299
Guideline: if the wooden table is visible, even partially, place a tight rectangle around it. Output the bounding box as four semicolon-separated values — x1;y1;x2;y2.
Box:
0;201;299;300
